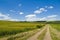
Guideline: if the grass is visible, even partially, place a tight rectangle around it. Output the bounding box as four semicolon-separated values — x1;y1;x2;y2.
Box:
0;21;45;37
7;29;38;40
13;29;40;40
50;28;60;40
50;23;60;40
50;23;60;31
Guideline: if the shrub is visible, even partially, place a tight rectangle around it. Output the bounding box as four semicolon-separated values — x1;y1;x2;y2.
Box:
36;25;42;28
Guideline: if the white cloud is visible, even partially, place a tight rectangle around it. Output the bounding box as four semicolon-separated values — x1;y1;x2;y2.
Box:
47;15;57;18
40;15;57;21
39;8;45;11
34;8;42;14
25;14;37;21
0;13;10;20
25;14;58;21
25;14;36;18
40;17;47;21
45;6;54;9
19;12;24;15
48;6;54;9
40;8;47;12
34;6;54;14
0;13;20;21
34;8;47;14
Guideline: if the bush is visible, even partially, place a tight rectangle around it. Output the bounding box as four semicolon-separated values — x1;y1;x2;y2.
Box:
36;25;42;28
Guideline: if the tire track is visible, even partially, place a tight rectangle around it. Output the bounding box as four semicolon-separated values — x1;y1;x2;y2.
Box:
43;24;52;40
27;25;47;40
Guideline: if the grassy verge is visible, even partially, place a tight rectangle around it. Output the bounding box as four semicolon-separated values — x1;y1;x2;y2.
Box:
50;23;60;31
50;30;60;40
50;27;60;40
7;29;40;40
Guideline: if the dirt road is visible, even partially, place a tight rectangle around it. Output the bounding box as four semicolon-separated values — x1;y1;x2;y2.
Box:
27;25;47;40
43;25;52;40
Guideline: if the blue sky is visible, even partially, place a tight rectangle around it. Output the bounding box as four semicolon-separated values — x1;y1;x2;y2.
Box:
0;0;60;21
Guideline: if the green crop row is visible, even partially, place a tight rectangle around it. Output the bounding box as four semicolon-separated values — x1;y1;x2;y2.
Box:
50;23;60;31
0;21;45;37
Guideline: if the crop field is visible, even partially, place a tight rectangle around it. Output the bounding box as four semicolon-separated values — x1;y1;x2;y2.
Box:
50;23;60;40
0;21;45;37
50;23;60;31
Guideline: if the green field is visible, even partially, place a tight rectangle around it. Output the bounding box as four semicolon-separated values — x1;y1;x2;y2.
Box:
50;23;60;40
0;21;45;37
50;23;60;31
